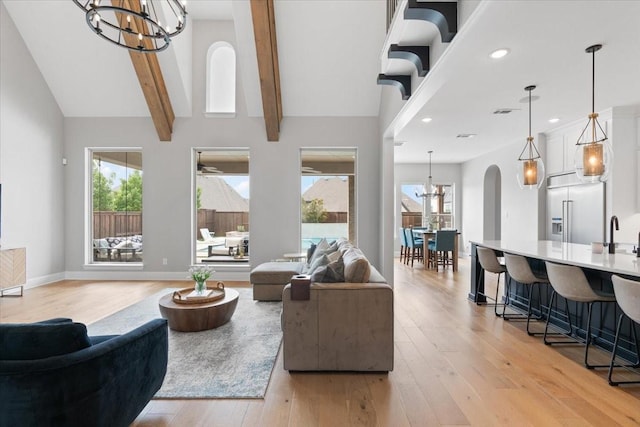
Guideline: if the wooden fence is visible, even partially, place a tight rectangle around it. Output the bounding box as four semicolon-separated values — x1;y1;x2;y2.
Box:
197;209;249;239
93;212;142;238
402;212;422;228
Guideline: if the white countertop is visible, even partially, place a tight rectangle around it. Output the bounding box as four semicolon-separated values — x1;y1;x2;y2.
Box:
472;240;640;278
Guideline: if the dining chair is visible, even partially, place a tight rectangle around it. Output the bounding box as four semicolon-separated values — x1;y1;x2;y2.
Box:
404;227;423;267
503;253;550;335
607;275;640;385
427;230;456;271
476;247;509;316
399;227;408;263
544;261;617;368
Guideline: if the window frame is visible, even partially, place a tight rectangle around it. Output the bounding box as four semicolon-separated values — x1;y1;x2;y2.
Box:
85;148;144;268
205;41;236;118
299;148;357;250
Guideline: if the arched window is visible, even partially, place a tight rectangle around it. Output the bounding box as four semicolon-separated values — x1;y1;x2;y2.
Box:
206;42;236;115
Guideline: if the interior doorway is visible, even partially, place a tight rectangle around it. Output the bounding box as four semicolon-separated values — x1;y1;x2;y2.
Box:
483;165;501;240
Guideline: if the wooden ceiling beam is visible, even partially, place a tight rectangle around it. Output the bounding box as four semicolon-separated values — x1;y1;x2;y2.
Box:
113;0;175;141
250;0;282;141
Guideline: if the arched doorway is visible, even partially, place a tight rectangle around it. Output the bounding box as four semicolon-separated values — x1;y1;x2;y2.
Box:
483;165;501;240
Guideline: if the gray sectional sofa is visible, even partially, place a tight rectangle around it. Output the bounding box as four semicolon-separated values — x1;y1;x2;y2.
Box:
250;238;394;372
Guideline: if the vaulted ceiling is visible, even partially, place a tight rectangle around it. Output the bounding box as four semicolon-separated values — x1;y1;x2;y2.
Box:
3;1;386;125
4;1;639;165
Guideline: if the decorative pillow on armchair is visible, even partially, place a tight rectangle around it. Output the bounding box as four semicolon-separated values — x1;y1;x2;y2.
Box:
0;320;92;361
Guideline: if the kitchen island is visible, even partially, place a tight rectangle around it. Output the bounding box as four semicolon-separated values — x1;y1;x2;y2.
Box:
470;240;640;359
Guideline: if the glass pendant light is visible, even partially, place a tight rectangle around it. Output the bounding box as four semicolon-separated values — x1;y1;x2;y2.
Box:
516;85;545;189
574;44;613;183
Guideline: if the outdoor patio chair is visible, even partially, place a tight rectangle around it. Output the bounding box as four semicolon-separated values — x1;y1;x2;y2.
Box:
200;228;216;241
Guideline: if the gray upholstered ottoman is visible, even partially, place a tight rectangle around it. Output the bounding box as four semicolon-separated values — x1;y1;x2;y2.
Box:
250;261;305;301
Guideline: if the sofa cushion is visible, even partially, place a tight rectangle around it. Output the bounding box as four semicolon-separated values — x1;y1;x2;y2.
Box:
250;261;304;284
0;321;92;361
115;240;142;250
310;256;345;283
342;247;371;283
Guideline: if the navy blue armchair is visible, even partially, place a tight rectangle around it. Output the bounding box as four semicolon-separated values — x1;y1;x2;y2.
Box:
0;318;168;427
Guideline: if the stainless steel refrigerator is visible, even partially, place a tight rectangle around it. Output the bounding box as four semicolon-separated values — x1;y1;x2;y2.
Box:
547;173;605;244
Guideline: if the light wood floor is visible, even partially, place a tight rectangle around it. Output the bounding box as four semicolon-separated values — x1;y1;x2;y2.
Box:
2;259;640;426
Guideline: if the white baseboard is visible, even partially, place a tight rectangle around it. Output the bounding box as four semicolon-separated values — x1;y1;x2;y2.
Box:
24;272;66;290
64;270;250;282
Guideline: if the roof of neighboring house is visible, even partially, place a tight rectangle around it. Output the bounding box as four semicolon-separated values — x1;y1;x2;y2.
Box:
197;176;249;212
302;177;348;212
401;193;422;213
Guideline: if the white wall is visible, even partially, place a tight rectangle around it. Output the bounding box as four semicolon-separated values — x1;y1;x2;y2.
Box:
62;20;383;280
394;162;462;253
0;3;66;286
461;140;545;254
608;107;640;245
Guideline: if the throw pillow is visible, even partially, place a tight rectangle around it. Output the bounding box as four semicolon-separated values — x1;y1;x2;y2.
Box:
307;238;329;267
342;247;371;283
327;250;341;263
306;243;317;263
0;321;92;361
307;253;330;276
310;256;345;283
326;240;339;254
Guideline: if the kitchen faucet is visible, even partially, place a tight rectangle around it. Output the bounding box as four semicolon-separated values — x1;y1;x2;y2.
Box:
609;215;619;254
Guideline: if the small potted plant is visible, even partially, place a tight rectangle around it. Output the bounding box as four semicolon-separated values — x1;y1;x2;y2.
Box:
188;265;215;295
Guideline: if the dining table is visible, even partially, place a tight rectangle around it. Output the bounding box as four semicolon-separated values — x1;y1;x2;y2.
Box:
419;230;460;272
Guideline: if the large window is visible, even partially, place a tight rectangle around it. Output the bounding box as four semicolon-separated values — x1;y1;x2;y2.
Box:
90;150;143;264
400;183;423;228
402;183;454;230
429;184;454;230
195;149;249;264
300;149;356;249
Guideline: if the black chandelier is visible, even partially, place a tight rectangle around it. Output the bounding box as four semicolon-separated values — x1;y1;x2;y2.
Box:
73;0;187;53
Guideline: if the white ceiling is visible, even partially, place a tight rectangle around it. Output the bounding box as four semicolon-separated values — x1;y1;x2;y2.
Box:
4;1;638;166
390;1;640;164
2;0;385;118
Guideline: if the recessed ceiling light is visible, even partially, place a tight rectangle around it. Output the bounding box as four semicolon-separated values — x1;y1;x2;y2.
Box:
493;108;518;115
548;118;560;123
489;48;510;59
421;117;433;123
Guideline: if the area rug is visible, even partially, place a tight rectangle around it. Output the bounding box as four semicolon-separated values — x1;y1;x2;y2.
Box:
87;287;282;399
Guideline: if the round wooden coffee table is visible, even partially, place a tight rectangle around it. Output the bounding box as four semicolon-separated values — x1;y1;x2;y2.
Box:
159;288;239;332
